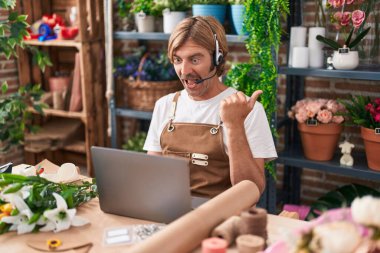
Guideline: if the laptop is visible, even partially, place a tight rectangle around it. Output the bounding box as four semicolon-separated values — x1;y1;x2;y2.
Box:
91;146;193;224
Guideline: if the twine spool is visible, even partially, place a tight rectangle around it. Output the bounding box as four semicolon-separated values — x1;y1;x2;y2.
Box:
239;207;268;242
236;234;265;253
211;216;242;246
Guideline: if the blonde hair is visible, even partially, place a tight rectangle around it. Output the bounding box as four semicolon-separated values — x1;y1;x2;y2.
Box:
168;16;228;77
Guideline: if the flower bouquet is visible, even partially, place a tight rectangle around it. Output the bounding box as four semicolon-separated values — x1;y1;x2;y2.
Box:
316;0;373;69
265;196;380;253
0;170;97;234
288;98;345;161
340;96;380;170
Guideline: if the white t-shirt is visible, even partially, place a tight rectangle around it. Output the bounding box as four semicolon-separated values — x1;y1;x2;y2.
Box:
143;87;277;162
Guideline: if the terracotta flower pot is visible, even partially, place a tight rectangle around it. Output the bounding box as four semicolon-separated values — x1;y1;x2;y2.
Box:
361;126;380;171
298;123;343;161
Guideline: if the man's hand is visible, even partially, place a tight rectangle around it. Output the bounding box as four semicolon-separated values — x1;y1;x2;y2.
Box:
220;90;263;129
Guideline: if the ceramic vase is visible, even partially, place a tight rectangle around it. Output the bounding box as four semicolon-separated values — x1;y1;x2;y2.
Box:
162;9;186;34
361;126;380;171
135;12;155;33
298;123;343;161
332;50;359;70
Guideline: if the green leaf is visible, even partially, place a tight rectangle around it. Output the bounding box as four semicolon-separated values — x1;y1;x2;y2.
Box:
348;27;371;49
28;212;41;224
7;11;18;21
3;183;23;194
316;35;340;50
345;28;354;47
1;81;8;94
16;15;28;22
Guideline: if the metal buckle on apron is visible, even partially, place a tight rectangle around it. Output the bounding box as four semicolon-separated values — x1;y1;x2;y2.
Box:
210;121;222;135
192;153;208;160
167;123;175;132
191;160;208;166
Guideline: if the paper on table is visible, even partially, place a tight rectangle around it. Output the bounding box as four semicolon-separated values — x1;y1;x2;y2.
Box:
12;159;83;183
128;180;260;253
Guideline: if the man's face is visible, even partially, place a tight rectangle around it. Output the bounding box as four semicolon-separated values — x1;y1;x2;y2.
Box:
172;39;216;101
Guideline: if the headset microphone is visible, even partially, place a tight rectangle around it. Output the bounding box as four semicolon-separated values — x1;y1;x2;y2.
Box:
194;70;217;84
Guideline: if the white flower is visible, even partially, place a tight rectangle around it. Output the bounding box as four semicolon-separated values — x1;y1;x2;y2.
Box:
1;195;35;234
352;196;380;227
0;185;31;203
309;221;361;253
41;193;89;233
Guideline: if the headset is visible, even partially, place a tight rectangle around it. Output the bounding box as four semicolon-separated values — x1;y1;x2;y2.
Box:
196;17;224;67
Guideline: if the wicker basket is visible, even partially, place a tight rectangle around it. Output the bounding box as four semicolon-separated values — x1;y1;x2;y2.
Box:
123;53;182;111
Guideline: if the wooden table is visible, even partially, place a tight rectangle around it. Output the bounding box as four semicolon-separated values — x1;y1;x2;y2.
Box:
0;198;308;252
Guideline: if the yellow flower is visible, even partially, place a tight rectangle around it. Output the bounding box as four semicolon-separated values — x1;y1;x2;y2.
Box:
0;203;13;214
47;239;62;249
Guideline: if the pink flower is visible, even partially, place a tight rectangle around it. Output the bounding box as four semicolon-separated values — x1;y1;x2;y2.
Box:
375;98;380;105
306;101;323;117
341;12;352;26
346;0;354;4
326;100;339;113
295;108;308;123
352;10;365;28
332;115;344;124
334;12;342;22
375;113;380;123
317;109;333;123
328;0;345;8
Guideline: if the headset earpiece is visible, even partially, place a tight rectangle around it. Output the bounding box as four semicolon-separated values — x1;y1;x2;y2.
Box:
213;34;223;66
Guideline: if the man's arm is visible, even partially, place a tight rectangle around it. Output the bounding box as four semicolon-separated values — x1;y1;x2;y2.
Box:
220;90;266;193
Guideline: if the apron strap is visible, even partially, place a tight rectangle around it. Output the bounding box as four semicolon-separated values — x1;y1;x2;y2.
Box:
167;92;181;132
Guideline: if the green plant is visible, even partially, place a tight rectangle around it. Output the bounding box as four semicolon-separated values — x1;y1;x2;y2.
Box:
306;183;380;221
339;95;380;130
116;0;133;18
122;132;147;152
191;0;228;4
0;83;47;152
0;0;50;151
131;0;163;16
154;0;190;12
225;0;289;177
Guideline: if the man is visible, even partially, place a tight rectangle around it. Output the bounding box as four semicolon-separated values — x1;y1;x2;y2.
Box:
143;16;277;198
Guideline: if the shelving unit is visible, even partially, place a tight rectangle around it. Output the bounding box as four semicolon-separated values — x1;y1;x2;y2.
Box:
278;0;380;204
16;0;106;176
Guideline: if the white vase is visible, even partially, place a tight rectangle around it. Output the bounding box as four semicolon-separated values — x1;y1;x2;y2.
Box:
135;12;155;33
332;50;359;70
163;9;186;34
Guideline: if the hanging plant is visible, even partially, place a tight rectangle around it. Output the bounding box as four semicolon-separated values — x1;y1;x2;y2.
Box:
225;0;289;177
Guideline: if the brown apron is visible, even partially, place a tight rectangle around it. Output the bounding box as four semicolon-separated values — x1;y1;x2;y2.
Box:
160;92;231;198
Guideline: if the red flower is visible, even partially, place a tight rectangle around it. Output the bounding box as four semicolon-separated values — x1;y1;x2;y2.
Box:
375;113;380;123
375;98;380;105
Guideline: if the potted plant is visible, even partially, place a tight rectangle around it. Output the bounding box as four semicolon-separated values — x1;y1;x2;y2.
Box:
191;0;228;25
155;0;190;33
122;132;147;152
288;98;345;161
114;50;182;111
316;0;371;70
340;96;380;171
131;0;163;32
228;0;246;35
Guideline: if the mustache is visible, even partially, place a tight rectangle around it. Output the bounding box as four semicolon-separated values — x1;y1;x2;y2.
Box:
180;74;200;80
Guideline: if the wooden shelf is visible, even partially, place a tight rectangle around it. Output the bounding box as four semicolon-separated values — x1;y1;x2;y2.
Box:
62;141;86;154
23;39;81;49
28;107;86;122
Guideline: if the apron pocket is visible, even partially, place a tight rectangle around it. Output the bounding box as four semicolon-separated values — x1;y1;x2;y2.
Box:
164;150;191;161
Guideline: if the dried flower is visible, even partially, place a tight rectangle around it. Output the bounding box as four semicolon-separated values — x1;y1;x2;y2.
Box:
288;98;345;124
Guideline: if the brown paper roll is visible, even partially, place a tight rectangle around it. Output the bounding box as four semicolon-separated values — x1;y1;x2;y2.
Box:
128;180;260;253
236;234;264;253
211;216;241;246
239;207;268;241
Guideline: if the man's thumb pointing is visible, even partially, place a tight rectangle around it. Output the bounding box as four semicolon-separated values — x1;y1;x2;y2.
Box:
248;90;263;108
